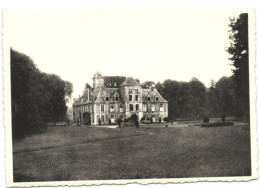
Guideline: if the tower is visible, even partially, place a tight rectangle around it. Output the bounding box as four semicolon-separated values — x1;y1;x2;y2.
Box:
92;71;104;89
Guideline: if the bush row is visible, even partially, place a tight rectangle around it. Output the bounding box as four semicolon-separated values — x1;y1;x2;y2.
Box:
200;122;234;127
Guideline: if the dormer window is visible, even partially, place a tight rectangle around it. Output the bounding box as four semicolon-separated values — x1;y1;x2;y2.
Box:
105;97;109;101
129;89;132;93
82;99;85;103
147;97;150;101
115;96;118;101
155;97;159;102
135;89;138;93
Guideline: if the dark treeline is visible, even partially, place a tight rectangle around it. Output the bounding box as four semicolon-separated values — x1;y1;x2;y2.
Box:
11;49;73;138
155;76;235;120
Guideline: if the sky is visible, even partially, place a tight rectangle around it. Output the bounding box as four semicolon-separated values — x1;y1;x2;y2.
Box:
4;9;242;98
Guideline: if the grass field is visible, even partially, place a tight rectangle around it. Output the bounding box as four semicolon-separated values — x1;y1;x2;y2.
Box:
13;123;251;182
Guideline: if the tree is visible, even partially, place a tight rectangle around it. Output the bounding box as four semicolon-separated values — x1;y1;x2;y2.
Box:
227;13;249;121
117;118;123;127
141;81;155;88
131;114;139;127
11;49;73;138
157;78;207;120
208;76;235;119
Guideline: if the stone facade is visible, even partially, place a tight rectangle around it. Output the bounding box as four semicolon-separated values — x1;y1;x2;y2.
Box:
73;72;168;125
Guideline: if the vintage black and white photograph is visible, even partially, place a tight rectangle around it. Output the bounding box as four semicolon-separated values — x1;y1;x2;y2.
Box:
3;7;257;187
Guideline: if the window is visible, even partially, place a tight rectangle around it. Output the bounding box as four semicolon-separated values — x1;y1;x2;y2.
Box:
130;104;133;111
147;97;150;101
156;97;159;102
105;97;109;101
129;89;132;93
136;104;139;111
119;104;123;112
152;105;155;112
82;99;85;103
129;95;132;101
119;115;124;119
135;89;138;93
101;104;104;112
115;96;118;101
135;95;139;101
101;115;105;122
110;105;114;112
143;104;147;112
160;103;163;112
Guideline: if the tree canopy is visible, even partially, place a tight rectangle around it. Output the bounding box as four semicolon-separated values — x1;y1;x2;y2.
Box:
11;49;73;138
227;13;249;120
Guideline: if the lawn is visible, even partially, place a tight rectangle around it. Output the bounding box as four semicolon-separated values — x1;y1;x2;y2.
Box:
13;124;251;182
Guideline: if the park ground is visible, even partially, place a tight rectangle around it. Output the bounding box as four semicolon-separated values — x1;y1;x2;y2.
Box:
13;119;251;182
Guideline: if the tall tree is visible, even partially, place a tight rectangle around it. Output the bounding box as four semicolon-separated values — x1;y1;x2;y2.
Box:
11;49;73;137
227;13;249;121
208;76;236;119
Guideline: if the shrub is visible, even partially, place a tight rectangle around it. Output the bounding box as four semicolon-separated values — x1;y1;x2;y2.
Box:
203;116;209;123
200;122;234;127
163;117;169;122
117;118;123;125
83;112;91;125
131;114;138;121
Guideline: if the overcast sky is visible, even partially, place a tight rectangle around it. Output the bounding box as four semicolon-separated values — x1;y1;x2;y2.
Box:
5;9;242;98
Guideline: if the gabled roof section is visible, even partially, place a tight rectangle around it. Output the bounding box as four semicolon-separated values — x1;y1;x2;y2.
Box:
120;77;140;86
94;87;124;103
142;88;168;103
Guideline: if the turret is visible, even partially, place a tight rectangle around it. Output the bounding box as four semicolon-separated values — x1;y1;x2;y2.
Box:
92;71;104;89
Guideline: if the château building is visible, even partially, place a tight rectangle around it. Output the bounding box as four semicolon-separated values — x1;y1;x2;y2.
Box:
73;72;168;125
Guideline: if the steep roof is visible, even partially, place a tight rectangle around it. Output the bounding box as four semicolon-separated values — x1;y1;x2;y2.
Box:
142;88;168;103
93;87;124;103
120;77;140;86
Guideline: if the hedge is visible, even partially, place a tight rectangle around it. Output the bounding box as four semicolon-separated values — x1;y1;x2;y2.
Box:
200;122;234;127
